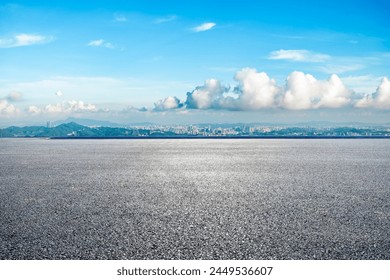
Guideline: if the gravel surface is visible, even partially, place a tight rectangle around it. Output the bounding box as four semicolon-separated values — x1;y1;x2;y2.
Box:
0;138;389;259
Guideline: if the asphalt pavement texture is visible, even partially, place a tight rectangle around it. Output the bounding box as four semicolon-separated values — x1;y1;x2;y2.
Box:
1;139;389;259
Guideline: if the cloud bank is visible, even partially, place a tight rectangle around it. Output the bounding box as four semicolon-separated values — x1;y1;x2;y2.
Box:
153;68;390;111
27;100;98;114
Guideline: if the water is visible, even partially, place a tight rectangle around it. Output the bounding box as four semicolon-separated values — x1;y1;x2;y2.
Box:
1;138;389;259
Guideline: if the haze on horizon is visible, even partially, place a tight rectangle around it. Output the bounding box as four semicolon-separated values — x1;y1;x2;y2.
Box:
1;0;390;126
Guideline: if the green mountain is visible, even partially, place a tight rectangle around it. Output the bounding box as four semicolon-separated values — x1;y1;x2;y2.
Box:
0;122;135;138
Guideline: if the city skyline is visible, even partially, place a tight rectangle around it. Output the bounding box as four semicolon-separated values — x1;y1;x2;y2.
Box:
1;0;390;126
2;119;390;139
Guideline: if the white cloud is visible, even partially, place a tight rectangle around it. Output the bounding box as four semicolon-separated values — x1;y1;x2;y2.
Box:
230;68;280;110
67;100;97;112
155;15;177;24
269;49;330;62
282;71;351;109
87;39;114;49
55;90;63;97
355;77;390;109
154;96;183;111
192;22;216;32
44;103;63;113
87;39;104;46
27;100;98;115
0;33;53;48
183;69;279;110
157;69;357;111
185;79;227;109
315;75;352;108
0;99;18;115
27;105;41;114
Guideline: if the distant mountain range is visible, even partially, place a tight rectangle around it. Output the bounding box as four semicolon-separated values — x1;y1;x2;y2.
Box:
54;117;125;127
0;122;136;138
53;117;155;127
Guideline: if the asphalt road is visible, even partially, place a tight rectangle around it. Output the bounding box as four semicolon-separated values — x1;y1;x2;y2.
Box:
1;139;389;259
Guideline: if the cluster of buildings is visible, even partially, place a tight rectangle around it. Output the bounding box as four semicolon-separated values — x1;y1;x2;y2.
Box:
130;124;284;136
129;124;390;137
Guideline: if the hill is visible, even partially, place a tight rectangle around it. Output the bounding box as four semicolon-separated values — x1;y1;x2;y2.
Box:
0;122;136;138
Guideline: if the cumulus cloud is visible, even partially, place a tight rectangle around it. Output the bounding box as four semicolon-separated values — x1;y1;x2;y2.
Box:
55;90;63;97
27;100;98;115
0;99;17;114
192;22;216;32
230;68;280;110
87;39;114;49
185;79;228;109
67;100;97;111
269;49;330;62
316;75;352;108
0;33;53;48
180;69;279;110
355;77;390;109
154;96;183;111
154;68;367;111
27;105;41;114
282;72;351;110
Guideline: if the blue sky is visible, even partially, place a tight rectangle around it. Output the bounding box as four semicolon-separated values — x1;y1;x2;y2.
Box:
1;0;390;126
